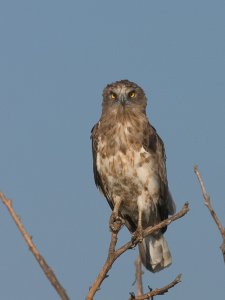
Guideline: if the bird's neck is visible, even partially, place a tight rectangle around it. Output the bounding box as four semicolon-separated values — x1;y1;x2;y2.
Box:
98;110;148;155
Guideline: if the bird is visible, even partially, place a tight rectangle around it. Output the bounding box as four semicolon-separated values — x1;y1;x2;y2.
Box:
91;80;175;272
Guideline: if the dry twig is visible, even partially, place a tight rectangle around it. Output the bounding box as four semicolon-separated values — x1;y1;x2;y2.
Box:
0;192;70;300
194;165;225;262
86;202;189;300
135;255;143;297
129;274;182;300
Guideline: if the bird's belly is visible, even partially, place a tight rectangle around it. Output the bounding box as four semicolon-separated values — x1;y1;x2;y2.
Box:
97;147;160;210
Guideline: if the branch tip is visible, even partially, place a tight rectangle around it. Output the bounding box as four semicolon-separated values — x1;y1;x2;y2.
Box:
194;164;198;172
176;273;182;282
194;166;225;263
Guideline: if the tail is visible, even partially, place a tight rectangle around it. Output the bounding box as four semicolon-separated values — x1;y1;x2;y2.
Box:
138;234;172;272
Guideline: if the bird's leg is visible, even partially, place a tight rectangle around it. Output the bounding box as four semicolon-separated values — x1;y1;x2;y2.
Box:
109;196;123;232
132;206;144;243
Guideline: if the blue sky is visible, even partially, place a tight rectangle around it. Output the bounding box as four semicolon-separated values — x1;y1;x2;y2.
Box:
0;0;225;299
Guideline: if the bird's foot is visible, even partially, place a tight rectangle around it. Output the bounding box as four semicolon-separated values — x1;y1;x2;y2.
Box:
109;212;124;233
132;226;144;244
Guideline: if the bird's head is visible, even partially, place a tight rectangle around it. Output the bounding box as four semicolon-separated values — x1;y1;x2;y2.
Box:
101;80;147;115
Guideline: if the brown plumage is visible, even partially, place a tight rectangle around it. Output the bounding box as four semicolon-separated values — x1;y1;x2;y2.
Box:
91;80;175;272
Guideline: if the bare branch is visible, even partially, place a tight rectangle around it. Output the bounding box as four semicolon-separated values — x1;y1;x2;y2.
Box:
135;255;143;297
194;165;225;262
0;192;70;300
86;203;189;300
86;228;121;300
129;274;182;300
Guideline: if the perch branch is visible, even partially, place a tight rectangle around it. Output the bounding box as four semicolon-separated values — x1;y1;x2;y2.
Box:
194;165;225;262
86;202;189;300
129;274;182;300
135;255;143;296
86;223;121;300
0;192;70;300
116;202;189;257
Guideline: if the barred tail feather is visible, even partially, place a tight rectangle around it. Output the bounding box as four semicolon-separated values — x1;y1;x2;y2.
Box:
138;234;172;272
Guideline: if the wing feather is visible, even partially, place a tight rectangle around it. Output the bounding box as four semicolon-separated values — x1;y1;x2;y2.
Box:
145;124;175;232
91;123;114;210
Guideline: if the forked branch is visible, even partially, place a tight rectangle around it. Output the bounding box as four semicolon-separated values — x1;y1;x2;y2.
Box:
0;192;70;300
86;202;189;300
194;165;225;262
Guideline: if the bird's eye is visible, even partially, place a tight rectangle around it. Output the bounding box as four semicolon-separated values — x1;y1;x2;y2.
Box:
110;92;117;100
128;91;136;99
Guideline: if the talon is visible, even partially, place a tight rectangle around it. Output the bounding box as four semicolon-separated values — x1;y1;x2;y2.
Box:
132;227;144;244
109;213;123;232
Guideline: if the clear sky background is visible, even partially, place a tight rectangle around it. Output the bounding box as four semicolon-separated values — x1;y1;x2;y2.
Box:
0;1;225;299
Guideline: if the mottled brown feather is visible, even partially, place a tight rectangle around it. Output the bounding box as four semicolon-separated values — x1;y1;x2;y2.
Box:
91;80;175;272
91;124;114;210
91;80;172;233
144;124;169;232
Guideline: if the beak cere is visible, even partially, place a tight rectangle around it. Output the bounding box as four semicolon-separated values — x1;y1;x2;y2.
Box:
119;95;127;106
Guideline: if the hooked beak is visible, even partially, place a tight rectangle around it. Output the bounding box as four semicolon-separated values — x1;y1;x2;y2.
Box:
119;95;127;106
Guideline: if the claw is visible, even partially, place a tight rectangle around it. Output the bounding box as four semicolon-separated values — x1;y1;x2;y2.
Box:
132;226;144;244
109;212;123;232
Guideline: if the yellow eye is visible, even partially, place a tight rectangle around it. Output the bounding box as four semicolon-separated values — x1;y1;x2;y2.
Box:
110;92;117;100
128;91;136;98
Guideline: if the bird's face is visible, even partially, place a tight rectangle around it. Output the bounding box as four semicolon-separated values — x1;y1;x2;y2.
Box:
108;84;138;106
102;80;147;114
